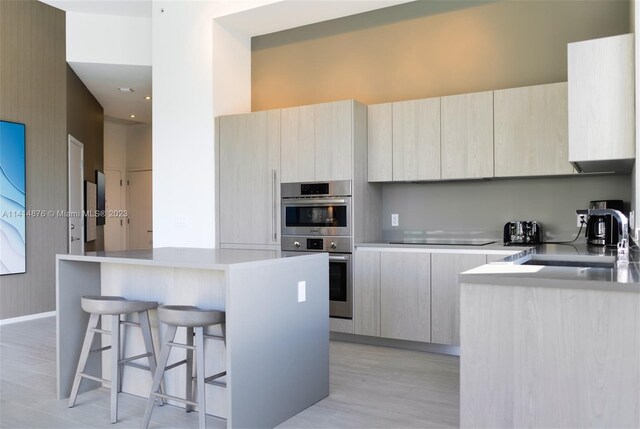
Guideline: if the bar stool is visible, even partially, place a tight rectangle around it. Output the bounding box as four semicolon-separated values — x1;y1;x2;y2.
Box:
68;296;162;423
142;305;226;429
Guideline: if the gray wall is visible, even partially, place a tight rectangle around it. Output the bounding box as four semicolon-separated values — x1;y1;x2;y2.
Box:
382;175;631;241
67;65;104;252
0;0;67;319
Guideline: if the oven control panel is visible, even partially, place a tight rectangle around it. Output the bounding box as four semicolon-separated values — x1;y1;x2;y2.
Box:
281;236;352;253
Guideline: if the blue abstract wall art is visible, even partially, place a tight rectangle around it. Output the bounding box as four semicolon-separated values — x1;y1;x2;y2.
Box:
0;120;26;275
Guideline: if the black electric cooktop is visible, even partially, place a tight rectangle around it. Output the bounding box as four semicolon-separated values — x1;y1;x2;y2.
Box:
389;239;496;246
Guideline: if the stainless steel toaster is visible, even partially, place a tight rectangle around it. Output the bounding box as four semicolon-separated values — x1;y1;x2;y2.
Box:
503;221;542;245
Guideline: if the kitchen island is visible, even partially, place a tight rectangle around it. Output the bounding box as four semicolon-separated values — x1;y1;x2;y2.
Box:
459;244;640;428
56;248;329;428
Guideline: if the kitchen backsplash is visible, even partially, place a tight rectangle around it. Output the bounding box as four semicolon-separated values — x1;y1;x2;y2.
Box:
382;174;631;242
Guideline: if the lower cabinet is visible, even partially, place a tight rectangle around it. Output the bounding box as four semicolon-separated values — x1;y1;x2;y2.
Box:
354;249;497;345
354;250;381;336
380;252;431;342
431;253;487;346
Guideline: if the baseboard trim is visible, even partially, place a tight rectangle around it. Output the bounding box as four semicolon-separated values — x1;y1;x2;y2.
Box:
0;311;56;326
330;332;460;356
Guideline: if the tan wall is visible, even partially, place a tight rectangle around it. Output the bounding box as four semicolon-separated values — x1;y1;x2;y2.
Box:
252;0;631;110
0;1;67;318
67;65;104;252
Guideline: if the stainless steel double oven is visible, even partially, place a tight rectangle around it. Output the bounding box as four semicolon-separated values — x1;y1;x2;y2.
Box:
281;180;353;319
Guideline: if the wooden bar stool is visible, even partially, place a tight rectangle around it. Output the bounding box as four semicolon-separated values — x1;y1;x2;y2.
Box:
68;296;162;423
142;305;226;429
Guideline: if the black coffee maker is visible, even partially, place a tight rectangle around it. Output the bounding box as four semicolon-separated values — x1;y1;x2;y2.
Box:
586;200;624;246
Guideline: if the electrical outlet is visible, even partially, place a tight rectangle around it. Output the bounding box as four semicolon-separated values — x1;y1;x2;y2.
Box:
391;213;399;227
576;213;587;227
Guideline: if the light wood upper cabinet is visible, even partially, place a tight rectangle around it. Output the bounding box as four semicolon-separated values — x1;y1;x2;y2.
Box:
367;103;393;182
280;105;315;183
354;250;380;337
568;34;635;173
380;251;431;342
392;98;441;181
494;82;573;177
315;100;353;181
441;91;494;179
280;100;353;183
219;110;281;246
431;253;486;346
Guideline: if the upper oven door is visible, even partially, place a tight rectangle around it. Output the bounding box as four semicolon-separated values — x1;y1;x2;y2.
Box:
281;197;351;236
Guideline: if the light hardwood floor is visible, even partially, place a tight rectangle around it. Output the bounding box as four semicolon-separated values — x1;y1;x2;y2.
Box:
0;317;459;428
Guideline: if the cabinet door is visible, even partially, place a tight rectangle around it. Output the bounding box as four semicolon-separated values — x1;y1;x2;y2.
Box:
441;91;494;179
219;110;280;245
380;251;430;342
280;105;315;183
314;100;353;181
494;82;573;177
367;103;393;182
431;253;486;346
392;98;441;181
568;34;634;164
354;250;380;336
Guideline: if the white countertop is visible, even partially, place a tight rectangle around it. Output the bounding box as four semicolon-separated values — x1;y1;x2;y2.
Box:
460;244;640;293
56;247;320;271
355;242;526;255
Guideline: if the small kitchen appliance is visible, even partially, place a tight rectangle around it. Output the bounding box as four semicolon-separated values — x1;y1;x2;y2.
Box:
503;221;543;245
586;200;624;246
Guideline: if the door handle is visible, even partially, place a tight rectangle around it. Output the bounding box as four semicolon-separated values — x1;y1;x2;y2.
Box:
272;169;277;241
147;230;153;233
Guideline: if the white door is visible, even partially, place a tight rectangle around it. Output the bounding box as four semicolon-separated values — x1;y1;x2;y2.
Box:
104;168;126;251
68;135;84;255
127;170;152;250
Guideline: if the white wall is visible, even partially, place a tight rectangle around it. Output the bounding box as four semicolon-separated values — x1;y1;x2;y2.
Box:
104;120;127;170
127;123;152;171
152;1;275;248
67;12;152;65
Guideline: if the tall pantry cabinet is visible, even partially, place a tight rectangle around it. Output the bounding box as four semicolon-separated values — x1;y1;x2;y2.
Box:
217;111;281;248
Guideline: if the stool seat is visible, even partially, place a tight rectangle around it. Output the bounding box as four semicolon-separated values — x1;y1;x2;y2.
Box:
158;305;225;327
81;296;158;315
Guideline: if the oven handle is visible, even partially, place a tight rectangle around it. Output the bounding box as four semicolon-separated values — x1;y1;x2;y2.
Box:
329;255;349;261
283;198;347;206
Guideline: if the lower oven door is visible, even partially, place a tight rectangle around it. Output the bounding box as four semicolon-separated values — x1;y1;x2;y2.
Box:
328;253;353;319
282;251;352;319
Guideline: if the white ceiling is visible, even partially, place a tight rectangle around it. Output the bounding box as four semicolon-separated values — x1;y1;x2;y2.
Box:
42;0;413;125
42;0;151;17
68;62;152;123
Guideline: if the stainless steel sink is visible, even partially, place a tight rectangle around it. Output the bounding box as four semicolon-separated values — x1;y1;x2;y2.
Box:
519;255;616;269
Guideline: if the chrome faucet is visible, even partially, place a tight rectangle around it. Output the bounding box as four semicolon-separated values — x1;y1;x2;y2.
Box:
584;209;630;264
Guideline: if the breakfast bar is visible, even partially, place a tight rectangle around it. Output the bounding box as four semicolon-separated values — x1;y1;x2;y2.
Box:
56;248;329;428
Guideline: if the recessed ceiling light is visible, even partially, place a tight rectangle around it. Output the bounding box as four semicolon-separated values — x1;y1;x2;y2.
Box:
118;87;134;92
145;96;151;100
130;115;136;118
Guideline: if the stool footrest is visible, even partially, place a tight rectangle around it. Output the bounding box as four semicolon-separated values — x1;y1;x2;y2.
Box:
203;371;226;385
120;320;140;328
90;328;111;335
168;341;196;351
203;333;224;341
151;392;198;407
79;372;110;386
123;361;152;371
164;359;187;371
119;352;152;365
90;345;111;354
